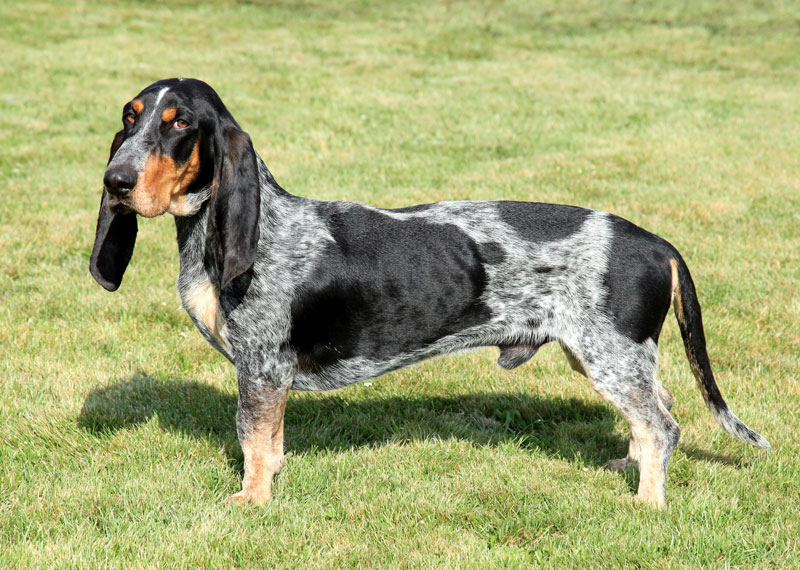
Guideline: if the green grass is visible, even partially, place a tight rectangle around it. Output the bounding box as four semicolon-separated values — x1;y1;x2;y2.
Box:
1;0;799;567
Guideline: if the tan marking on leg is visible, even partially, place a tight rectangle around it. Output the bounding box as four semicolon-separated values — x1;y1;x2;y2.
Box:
233;428;274;505
627;417;671;509
161;107;177;123
231;386;290;506
131;99;144;114
583;342;675;507
272;415;286;474
181;279;230;352
566;349;636;471
629;431;641;463
593;378;669;505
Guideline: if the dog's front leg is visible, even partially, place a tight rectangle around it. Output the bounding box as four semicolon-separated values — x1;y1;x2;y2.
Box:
230;378;291;506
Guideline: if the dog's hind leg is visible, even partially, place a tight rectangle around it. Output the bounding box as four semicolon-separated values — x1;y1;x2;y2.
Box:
571;340;680;508
563;342;662;472
618;384;675;471
563;342;673;410
608;382;675;472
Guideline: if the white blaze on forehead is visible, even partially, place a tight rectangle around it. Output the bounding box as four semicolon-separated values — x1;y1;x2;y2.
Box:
108;87;171;169
140;87;170;129
155;86;170;104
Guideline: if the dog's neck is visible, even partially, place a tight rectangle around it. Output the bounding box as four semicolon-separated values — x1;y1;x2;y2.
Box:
174;155;292;295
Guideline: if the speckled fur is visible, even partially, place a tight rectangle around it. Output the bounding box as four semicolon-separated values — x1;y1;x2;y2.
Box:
171;156;757;508
92;79;770;509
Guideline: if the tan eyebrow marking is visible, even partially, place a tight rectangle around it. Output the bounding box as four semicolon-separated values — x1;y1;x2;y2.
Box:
161;108;177;123
132;99;144;114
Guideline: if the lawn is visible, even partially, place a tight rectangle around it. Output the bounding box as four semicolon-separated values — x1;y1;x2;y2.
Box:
1;0;798;567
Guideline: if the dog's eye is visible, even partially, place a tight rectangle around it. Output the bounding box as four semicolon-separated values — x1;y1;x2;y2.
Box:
124;114;135;125
172;119;189;129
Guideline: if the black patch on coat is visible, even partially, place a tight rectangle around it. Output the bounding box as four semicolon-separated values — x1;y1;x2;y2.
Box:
497;201;590;243
603;215;675;343
479;242;506;265
289;205;493;368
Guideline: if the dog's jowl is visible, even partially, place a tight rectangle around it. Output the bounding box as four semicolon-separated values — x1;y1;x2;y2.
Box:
91;78;770;508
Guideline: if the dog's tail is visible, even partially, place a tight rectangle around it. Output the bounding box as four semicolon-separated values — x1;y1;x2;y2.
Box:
670;256;771;450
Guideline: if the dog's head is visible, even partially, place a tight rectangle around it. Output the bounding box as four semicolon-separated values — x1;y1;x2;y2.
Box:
90;78;260;292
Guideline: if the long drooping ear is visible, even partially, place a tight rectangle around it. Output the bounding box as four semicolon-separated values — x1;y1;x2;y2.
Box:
89;130;138;291
210;126;261;292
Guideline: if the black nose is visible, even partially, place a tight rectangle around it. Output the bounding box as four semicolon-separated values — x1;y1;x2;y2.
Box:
103;168;138;197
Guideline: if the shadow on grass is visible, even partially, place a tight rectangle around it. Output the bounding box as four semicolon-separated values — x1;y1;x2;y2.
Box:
681;445;750;468
78;372;630;472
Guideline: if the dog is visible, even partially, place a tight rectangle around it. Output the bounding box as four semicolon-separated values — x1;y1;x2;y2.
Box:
90;78;770;508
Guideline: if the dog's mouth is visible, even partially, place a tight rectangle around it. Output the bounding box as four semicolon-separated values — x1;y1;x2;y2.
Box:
106;195;136;215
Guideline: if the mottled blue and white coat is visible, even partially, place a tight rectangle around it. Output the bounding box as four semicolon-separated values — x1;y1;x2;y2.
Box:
91;78;770;510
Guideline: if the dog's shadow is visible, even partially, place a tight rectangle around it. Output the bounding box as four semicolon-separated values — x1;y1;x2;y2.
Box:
78;373;632;476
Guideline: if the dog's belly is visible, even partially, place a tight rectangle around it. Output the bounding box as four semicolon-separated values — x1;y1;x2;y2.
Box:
290;319;552;391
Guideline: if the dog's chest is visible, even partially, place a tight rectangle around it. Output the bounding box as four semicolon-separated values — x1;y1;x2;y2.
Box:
179;278;232;354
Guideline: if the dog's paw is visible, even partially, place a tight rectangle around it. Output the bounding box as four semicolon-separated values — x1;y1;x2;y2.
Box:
229;488;271;506
634;491;666;510
608;458;630;471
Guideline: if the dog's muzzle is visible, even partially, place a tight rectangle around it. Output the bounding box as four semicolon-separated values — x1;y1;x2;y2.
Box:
103;167;138;198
